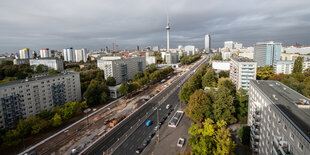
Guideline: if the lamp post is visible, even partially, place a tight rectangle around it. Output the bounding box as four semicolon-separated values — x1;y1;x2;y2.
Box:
83;108;91;126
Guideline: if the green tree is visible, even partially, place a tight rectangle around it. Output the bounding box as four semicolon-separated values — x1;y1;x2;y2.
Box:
212;54;223;61
35;64;49;73
257;66;274;80
118;82;130;96
188;118;235;155
83;80;109;106
202;69;218;88
237;126;250;145
236;88;248;123
134;71;144;81
186;89;213;124
51;113;62;127
1;130;22;146
106;76;116;86
292;56;304;73
101;92;108;103
217;78;236;95
213;87;237;124
48;69;59;75
1;60;13;66
219;70;230;78
31;119;49;134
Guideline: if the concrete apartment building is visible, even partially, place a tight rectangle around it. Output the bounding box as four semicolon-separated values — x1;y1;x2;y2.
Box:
273;60;310;74
19;48;32;59
0;72;81;129
74;48;88;63
40;48;52;58
254;41;282;67
165;52;179;64
30;58;64;71
63;48;74;62
248;80;310;155
230;57;257;90
97;57;146;84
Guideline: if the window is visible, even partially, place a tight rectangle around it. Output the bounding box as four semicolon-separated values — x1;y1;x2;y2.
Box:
298;142;303;151
284;124;287;131
290;132;294;140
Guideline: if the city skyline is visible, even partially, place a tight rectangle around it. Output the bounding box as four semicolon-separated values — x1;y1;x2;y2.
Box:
1;0;310;53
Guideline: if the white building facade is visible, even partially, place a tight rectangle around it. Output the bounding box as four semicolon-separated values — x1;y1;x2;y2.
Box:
212;61;230;71
30;59;64;71
40;48;52;58
74;48;88;63
274;61;310;74
63;48;74;62
19;48;32;59
205;34;211;53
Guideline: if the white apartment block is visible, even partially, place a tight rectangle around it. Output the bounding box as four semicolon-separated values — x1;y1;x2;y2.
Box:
19;48;32;59
63;48;74;62
205;34;211;53
230;57;257;90
281;53;299;61
97;57;146;84
30;59;64;71
0;72;81;129
224;41;234;50
165;52;179;64
212;61;230;71
248;80;310;155
283;46;310;55
184;45;195;56
74;48;88;63
40;48;52;58
221;52;231;60
274;61;310;74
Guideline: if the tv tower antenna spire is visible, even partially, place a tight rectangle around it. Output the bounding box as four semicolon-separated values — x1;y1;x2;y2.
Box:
166;14;170;53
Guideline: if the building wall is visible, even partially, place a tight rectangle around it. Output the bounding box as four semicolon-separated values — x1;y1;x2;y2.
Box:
166;53;179;64
30;59;64;71
212;61;230;71
239;52;254;59
248;81;310;155
63;48;74;62
97;57;146;84
184;46;195;56
19;48;32;59
254;42;282;67
74;49;87;63
40;49;52;58
0;72;81;129
280;53;299;61
205;34;211;52
274;61;310;74
284;47;310;55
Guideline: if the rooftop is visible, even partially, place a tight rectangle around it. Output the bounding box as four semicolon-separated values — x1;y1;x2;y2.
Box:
0;72;79;88
231;56;255;62
251;80;310;143
255;41;282;45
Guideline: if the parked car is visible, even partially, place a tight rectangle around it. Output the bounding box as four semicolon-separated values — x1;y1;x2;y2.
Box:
154;125;160;131
148;132;155;138
177;138;185;147
135;148;142;154
166;104;171;109
143;139;150;146
146;120;152;127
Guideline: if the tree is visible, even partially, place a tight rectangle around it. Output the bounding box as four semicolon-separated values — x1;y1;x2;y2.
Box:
1;129;22;146
31;119;49;134
118;82;130;96
217;78;236;95
188;118;235;154
237;126;250;145
83;80;109;106
257;66;274;80
212;87;237;124
202;69;218;88
186;89;213;124
106;76;116;86
134;71;144;81
48;69;59;75
292;56;304;73
212;54;223;61
51;113;62;127
236;88;248;123
219;70;230;78
100;92;108;103
35;64;49;73
1;60;13;66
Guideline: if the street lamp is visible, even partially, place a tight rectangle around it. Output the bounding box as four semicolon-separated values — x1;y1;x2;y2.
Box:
157;107;161;143
83;108;91;126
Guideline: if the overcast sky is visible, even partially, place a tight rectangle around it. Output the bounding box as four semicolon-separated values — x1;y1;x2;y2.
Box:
1;0;310;53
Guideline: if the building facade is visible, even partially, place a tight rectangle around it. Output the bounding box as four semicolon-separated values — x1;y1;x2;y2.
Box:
0;72;81;129
184;45;195;56
40;48;52;58
274;60;310;74
254;41;282;67
63;48;74;62
19;48;32;59
97;57;146;84
205;34;211;53
212;61;230;71
165;52;179;64
248;80;310;155
74;48;88;63
230;57;257;90
30;59;64;71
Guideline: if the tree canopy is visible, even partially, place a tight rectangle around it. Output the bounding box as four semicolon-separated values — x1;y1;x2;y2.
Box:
292;56;304;73
106;76;116;86
257;66;274;80
202;68;218;88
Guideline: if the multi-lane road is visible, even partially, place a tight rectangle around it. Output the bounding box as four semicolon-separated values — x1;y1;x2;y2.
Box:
81;56;210;155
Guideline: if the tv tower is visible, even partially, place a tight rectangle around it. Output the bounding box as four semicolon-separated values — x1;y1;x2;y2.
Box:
166;15;170;53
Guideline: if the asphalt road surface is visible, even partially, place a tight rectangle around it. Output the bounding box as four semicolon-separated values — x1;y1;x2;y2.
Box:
82;56;209;155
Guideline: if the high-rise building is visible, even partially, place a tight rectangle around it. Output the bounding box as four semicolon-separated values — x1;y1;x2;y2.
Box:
224;41;234;50
234;42;243;49
273;60;310;74
0;72;81;129
166;16;170;52
230;56;257;90
30;59;64;71
254;41;282;67
184;45;195;56
165;52;179;64
97;57;146;84
19;48;32;59
40;48;52;58
248;80;310;155
74;48;88;63
63;48;74;62
205;34;211;53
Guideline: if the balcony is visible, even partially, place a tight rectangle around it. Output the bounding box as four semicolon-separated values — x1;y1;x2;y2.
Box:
273;137;292;155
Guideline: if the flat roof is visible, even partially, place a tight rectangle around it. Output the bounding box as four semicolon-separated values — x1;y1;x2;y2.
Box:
251;80;310;142
231;56;256;62
0;72;79;88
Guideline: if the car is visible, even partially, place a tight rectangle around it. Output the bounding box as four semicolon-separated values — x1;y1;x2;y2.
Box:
177;138;185;147
143;139;150;146
154;125;160;131
167;76;171;79
148;132;155;138
161;79;166;83
135;148;142;154
166;104;171;109
146;120;152;127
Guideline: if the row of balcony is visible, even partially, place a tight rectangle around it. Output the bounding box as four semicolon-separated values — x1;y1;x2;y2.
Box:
273;137;292;155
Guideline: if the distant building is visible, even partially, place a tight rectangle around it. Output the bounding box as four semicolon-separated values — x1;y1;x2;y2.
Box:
19;48;32;59
30;59;64;71
39;48;52;58
146;52;156;65
230;56;257;90
205;34;211;53
184;45;195;56
0;72;81;129
13;59;30;65
152;46;159;52
63;48;74;62
281;53;299;61
283;46;310;55
274;60;310;74
165;52;179;64
239;52;254;59
221;52;231;60
254;41;282;67
212;61;230;71
234;42;243;49
74;48;88;63
97;57;146;84
224;41;234;50
248;80;310;155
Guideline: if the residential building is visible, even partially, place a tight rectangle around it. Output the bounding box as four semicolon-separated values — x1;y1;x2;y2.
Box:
239;52;254;59
97;57;146;84
13;59;30;65
30;59;64;71
254;41;282;67
221;52;231;60
165;52;179;64
248;80;310;155
63;48;74;62
146;52;156;65
40;48;52;58
212;61;230;71
281;53;299;61
234;42;243;49
184;45;195;56
274;61;310;74
0;72;81;129
152;46;159;52
283;46;310;55
224;41;234;50
230;56;257;90
74;48;88;63
19;48;32;59
205;34;211;53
